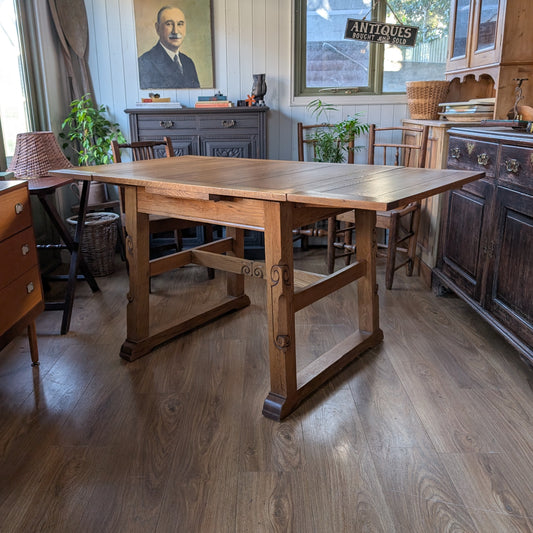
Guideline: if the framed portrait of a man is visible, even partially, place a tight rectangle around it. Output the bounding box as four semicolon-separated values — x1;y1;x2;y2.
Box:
133;1;214;90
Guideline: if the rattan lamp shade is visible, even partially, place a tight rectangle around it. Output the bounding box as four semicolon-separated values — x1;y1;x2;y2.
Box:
7;131;73;178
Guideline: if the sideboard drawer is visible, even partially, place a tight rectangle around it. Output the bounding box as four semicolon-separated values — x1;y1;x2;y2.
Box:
0;185;32;241
138;114;197;135
0;265;43;333
0;227;39;290
447;136;499;178
499;144;533;191
198;115;259;132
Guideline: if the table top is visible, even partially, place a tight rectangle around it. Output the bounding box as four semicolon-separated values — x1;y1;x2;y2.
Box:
52;155;484;211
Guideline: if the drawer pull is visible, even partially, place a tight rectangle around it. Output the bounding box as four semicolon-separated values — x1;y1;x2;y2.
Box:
160;120;174;129
26;281;34;294
451;147;461;159
21;244;30;256
504;158;520;174
222;120;236;128
15;202;24;214
477;153;490;166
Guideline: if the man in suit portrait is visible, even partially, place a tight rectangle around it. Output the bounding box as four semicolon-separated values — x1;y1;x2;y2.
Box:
139;6;200;89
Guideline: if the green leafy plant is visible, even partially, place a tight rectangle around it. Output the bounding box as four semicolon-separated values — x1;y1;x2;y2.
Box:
305;99;369;163
60;93;126;166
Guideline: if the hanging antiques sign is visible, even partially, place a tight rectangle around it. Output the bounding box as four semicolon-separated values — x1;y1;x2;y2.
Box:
344;18;418;47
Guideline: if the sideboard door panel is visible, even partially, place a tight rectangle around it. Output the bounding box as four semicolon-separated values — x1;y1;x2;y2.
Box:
202;138;255;159
440;180;493;301
487;186;533;347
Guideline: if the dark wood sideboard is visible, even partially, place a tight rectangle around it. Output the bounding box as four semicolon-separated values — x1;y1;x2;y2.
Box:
433;127;533;365
125;106;269;252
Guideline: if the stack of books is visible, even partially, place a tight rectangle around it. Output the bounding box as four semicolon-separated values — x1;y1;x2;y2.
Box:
195;95;233;108
438;98;495;121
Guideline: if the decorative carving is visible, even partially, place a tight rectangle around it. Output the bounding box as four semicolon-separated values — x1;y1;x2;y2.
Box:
212;147;246;158
451;147;461;159
270;264;291;288
467;142;475;155
240;262;264;278
126;235;134;256
275;335;290;350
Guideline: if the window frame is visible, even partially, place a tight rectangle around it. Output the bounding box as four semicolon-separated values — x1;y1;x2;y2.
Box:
292;0;445;104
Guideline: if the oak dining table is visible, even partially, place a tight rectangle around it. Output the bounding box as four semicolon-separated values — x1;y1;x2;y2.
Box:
52;155;483;420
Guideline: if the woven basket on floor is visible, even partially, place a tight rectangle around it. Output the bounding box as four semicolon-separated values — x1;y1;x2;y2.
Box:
406;80;450;120
67;212;118;277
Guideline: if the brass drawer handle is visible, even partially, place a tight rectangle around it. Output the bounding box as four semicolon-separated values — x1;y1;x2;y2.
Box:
477;153;489;166
21;244;30;256
451;147;461;159
504;158;520;173
160;120;174;129
15;202;24;214
222;120;236;128
26;281;34;294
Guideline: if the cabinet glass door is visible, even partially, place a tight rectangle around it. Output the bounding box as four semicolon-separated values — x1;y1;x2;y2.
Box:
476;0;499;52
451;0;471;59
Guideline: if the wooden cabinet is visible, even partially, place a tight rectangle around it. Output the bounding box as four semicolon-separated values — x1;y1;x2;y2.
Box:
125;106;269;253
402;119;482;285
445;0;533;120
0;181;44;365
434;127;533;364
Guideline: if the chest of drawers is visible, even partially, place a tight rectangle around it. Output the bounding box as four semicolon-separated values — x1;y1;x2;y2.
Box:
125;106;269;254
0;181;44;364
434;127;533;365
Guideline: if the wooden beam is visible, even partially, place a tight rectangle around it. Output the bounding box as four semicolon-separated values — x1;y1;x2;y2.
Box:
293;260;366;312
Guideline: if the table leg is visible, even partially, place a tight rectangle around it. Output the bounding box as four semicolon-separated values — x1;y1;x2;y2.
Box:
120;186;150;359
262;202;298;420
355;209;380;334
225;227;245;297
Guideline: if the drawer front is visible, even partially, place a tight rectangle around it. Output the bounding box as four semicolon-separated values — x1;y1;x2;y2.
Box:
138;114;197;135
0;227;39;290
447;136;499;178
498;144;533;191
0;186;32;242
197;114;259;132
0;265;43;335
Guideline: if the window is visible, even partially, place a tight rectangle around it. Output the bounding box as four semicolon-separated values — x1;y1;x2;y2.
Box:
0;0;31;170
294;0;450;97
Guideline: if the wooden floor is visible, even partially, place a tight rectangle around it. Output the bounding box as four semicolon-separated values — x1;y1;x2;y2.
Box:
1;249;532;533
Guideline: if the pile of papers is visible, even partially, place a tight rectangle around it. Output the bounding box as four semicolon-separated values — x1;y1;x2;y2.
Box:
439;98;495;121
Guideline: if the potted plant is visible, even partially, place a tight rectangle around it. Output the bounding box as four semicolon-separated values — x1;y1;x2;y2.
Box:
60;93;126;166
305;99;369;163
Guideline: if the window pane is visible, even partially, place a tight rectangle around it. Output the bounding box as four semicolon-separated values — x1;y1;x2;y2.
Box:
306;0;372;90
452;0;471;58
383;0;449;91
0;0;30;165
476;0;499;51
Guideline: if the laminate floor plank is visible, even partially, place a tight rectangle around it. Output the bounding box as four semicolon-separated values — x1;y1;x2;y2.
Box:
441;451;533;532
369;446;479;533
1;251;532;533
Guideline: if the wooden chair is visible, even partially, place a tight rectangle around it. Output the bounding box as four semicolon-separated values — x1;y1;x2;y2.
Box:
327;123;430;289
294;122;355;249
111;138;214;278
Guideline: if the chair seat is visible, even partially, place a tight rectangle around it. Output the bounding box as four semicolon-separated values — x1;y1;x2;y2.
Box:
326;123;429;289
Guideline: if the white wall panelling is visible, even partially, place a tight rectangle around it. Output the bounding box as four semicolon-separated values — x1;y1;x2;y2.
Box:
84;0;409;161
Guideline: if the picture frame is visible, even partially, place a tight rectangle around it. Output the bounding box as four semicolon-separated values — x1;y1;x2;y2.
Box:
133;1;214;90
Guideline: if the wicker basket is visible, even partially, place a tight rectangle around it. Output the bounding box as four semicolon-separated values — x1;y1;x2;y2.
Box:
67;212;118;277
406;80;450;120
